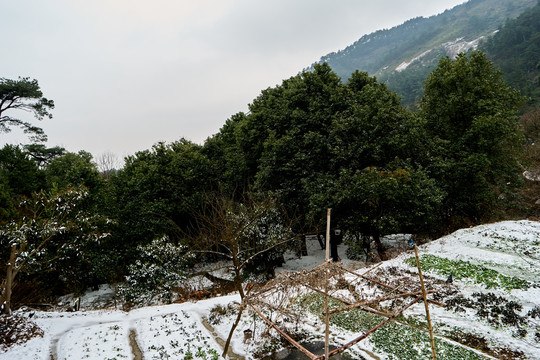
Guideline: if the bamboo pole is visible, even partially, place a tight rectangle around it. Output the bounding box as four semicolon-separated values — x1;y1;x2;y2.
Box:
338;265;446;307
324;208;331;359
261;304;287;335
326;208;331;262
357;305;393;318
349;262;383;281
414;244;437;360
329;289;436;314
248;303;318;360
329;262;383;297
314;295;424;359
300;281;353;306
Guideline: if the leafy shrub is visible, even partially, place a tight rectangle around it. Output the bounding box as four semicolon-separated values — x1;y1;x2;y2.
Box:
119;236;194;306
344;235;369;261
404;254;529;290
299;293;487;360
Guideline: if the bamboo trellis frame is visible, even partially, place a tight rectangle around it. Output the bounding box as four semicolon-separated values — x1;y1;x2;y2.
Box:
248;303;319;360
318;295;424;359
241;209;442;359
244;259;443;359
338;264;446;308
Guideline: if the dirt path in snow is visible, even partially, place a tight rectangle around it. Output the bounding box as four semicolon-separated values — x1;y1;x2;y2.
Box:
359;348;381;360
129;329;143;360
49;326;71;360
202;318;245;360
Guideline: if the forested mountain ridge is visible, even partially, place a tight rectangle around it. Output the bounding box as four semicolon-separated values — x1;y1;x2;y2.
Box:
480;1;540;104
309;0;538;106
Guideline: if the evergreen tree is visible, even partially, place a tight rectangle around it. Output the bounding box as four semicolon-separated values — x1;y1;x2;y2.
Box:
114;139;217;246
0;77;54;142
0;187;110;313
420;51;525;224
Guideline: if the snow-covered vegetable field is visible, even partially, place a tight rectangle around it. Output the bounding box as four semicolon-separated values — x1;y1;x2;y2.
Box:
1;220;539;359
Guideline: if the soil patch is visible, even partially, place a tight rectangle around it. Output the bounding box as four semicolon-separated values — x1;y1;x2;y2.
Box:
129;329;143;360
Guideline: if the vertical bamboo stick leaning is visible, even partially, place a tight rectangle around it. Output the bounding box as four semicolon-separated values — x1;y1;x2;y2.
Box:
324;208;331;359
414;244;437;360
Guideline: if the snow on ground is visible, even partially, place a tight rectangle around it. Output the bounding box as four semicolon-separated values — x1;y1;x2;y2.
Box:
418;220;539;278
395;49;433;72
1;296;240;360
278;237;356;273
381;220;540;359
1;220;539;359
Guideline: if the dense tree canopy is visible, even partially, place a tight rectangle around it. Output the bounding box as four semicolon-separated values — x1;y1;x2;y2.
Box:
325;166;443;255
114;139;218;245
0;145;44;199
202;112;250;196
202;54;525;247
204;64;444;253
0;187;110;313
1;51;530;309
251;64;346;223
481;1;540;104
23;144;65;168
420;51;525;223
306;70;442;251
45;151;102;192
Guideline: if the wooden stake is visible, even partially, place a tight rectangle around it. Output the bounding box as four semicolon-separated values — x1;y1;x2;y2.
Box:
324;266;330;359
315;295;423;359
248;303;318;360
324;208;331;359
414;244;437;360
325;208;331;262
329;289;436;314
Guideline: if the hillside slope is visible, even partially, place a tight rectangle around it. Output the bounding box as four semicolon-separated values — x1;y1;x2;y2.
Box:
310;0;537;106
1;221;539;359
480;1;540;104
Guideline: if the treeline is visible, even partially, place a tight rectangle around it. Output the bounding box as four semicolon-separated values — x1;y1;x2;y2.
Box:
480;0;540;106
0;51;530;309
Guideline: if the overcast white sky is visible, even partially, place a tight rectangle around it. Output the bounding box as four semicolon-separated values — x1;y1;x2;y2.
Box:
1;0;466;160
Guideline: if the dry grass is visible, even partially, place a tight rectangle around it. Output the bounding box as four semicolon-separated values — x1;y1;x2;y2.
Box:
0;314;44;351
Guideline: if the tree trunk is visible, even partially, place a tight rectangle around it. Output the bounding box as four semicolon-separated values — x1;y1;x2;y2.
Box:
298;235;308;256
222;253;246;358
372;231;386;261
1;245;17;315
222;303;245;358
